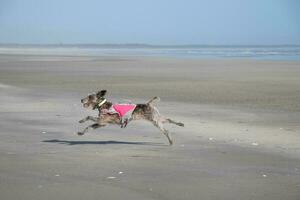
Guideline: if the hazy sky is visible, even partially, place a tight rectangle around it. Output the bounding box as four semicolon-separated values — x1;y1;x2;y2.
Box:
0;0;299;45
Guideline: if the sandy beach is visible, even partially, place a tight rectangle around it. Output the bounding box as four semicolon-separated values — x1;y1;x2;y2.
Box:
1;54;300;200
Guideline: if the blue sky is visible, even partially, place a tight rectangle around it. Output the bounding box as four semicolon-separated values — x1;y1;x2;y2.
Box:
0;0;299;45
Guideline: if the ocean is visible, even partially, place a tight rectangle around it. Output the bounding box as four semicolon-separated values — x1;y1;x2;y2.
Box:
1;45;300;61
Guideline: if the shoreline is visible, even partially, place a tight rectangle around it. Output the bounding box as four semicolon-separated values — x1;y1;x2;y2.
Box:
1;45;300;61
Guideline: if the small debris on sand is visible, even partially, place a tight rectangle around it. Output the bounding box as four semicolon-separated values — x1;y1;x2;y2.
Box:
262;174;267;177
209;137;214;141
251;142;259;146
118;171;123;174
42;131;46;134
55;174;60;177
106;176;116;179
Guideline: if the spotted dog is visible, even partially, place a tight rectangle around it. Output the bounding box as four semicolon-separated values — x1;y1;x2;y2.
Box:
78;90;184;145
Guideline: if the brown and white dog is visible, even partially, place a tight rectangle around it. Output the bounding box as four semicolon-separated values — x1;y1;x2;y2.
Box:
78;90;184;145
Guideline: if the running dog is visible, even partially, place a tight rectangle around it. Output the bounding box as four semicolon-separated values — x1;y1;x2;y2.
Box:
78;90;184;145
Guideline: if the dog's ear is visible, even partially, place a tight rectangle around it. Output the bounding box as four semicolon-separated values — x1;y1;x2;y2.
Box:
96;90;107;98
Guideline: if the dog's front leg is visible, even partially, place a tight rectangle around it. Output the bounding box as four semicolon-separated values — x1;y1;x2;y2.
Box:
79;116;98;123
77;123;106;135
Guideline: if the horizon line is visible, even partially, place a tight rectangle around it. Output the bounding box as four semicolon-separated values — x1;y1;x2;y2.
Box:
0;43;300;47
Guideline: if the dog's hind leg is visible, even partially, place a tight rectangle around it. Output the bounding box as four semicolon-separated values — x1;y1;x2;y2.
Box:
79;116;98;123
77;123;105;135
152;121;173;145
161;117;184;127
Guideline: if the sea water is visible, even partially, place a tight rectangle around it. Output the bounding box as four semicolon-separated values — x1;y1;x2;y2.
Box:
1;45;300;61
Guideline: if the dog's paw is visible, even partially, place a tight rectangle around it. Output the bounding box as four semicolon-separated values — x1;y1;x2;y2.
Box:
77;132;84;136
78;119;85;123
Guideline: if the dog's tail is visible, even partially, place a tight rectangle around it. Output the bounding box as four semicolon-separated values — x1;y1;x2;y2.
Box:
147;96;160;106
165;118;184;127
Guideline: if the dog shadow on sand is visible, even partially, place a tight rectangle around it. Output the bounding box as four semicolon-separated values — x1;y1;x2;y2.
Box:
42;139;165;146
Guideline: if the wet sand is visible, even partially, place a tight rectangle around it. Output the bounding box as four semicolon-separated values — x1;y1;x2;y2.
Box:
0;54;300;199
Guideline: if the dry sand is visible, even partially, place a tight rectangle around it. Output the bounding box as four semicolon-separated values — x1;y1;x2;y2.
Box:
0;54;300;200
